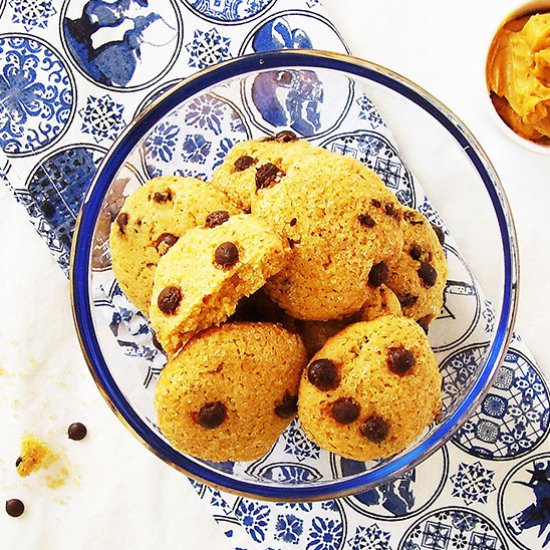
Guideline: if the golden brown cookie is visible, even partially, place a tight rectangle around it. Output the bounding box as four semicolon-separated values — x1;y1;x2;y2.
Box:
154;323;307;462
358;284;402;322
110;176;238;313
149;214;289;355
385;207;447;329
252;149;404;320
298;316;442;461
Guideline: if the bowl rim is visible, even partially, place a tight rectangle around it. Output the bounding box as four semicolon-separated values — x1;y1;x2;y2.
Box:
70;49;519;501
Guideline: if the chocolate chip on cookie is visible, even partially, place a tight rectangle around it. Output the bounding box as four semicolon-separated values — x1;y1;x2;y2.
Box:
332;398;360;424
307;359;339;391
116;212;128;233
409;244;423;261
397;293;418;308
418;261;437;287
256;163;284;190
155;233;179;255
275;130;298;142
431;223;445;246
371;199;381;208
368;262;389;287
361;415;389;443
234;155;255;172
358;213;376;227
214;241;239;268
387;346;416;375
197;402;226;429
15;457;22;468
289;217;297;227
205;210;230;228
275;392;298;418
158;286;182;314
153;190;172;203
384;203;401;220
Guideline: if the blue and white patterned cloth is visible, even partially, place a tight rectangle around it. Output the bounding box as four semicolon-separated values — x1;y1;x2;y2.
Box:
0;2;549;549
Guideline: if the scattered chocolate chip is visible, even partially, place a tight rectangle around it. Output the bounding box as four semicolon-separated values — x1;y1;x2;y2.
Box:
157;286;182;314
332;398;361;424
289;217;297;227
151;332;164;352
387;346;416;375
417;315;431;334
431;223;445;246
361;415;389;443
15;457;22;468
116;212;128;233
68;422;87;441
384;203;401;220
418;261;437;287
275;130;297;142
234;155;255;172
371;199;381;208
205;210;230;228
5;499;24;518
397;293;418;308
214;241;239;268
409;244;423;261
275;392;298;418
307;359;339;391
256;163;284;190
153;190;172;203
358;213;375;228
155;232;178;255
368;262;389;287
197;402;226;429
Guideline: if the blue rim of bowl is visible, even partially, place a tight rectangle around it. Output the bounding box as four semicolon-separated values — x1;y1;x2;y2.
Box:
71;49;519;501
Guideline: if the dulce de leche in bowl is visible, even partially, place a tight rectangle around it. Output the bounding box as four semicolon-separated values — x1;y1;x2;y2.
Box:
487;10;550;145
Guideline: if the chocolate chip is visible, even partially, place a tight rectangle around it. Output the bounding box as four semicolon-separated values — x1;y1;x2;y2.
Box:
431;223;445;246
275;130;297;142
116;212;128;233
418;261;437;287
205;210;230;228
5;499;24;518
385;203;401;220
332;398;360;424
387;346;416;375
197;402;226;429
358;213;375;228
368;262;389;287
256;163;284;190
157;286;182;314
371;199;381;208
409;244;423;261
361;415;389;443
155;233;178;255
151;332;164;352
417;316;431;334
307;359;339;391
153;190;172;203
68;422;87;441
214;242;239;268
234;155;255;172
15;457;22;468
397;293;418;308
289;217;297;227
275;392;298;418
287;238;297;249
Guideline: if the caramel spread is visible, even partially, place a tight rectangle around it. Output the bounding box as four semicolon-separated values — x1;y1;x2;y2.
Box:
487;13;550;144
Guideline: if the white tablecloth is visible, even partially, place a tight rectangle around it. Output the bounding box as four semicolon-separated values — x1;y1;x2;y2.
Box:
1;0;549;548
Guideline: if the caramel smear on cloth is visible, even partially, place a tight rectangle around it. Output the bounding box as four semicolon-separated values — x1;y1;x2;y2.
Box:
487;13;550;143
16;435;69;488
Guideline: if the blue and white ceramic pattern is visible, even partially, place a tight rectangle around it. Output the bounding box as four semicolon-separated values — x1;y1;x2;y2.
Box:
0;1;546;549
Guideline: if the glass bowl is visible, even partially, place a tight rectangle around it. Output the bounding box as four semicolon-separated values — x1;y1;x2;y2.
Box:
71;50;519;501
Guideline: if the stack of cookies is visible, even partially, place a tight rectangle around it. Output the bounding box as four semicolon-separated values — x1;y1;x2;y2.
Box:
110;133;447;462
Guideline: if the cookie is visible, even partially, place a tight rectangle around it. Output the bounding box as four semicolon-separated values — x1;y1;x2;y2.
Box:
211;133;315;212
149;214;289;355
154;322;307;462
252;149;404;320
385;207;447;330
297;318;351;359
358;284;402;322
110;176;238;313
298;316;442;461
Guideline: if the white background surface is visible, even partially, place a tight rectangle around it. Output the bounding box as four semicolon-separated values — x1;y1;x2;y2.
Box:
1;0;549;548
